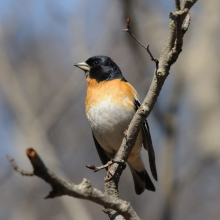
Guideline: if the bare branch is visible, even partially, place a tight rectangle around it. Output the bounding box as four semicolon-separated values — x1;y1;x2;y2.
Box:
6;155;34;176
146;45;159;65
86;160;125;173
7;148;141;220
158;0;197;76
122;17;158;65
122;17;147;50
106;0;198;213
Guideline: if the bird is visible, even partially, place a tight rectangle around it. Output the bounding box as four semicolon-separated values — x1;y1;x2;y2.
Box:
75;55;157;194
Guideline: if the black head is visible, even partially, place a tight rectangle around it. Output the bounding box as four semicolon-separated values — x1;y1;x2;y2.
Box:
75;56;127;83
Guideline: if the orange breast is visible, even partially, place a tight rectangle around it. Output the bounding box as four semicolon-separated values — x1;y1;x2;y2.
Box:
85;77;139;113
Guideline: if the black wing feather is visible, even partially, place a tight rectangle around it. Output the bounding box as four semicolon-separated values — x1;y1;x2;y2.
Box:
134;99;158;181
92;133;114;167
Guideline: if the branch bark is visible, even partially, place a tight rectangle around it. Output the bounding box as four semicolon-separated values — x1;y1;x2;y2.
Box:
104;0;197;218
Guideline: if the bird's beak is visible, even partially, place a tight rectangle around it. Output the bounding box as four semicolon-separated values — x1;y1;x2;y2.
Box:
74;62;90;72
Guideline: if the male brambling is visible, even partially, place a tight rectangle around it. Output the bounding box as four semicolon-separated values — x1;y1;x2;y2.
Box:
75;56;157;194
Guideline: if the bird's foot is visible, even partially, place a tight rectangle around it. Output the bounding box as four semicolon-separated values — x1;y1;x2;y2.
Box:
104;160;126;182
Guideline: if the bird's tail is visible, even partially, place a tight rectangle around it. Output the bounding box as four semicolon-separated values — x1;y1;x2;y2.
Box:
128;163;155;195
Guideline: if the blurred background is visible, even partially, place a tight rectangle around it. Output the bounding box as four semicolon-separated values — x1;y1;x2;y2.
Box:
0;0;220;219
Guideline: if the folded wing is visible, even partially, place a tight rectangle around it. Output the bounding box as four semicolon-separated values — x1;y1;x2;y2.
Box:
134;99;158;181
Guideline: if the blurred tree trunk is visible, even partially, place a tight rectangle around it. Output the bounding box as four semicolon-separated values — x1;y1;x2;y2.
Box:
182;0;220;159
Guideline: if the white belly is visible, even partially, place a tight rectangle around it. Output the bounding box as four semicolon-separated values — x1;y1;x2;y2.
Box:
86;98;143;154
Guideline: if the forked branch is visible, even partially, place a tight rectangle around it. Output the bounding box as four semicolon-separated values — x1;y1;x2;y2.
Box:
7;148;140;220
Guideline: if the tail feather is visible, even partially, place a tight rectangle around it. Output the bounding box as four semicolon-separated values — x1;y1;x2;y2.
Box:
128;163;155;195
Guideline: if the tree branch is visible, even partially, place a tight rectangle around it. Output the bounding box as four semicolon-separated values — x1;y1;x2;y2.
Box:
6;155;34;176
7;148;141;220
104;0;197;217
109;0;198;171
122;17;159;65
86;159;125;173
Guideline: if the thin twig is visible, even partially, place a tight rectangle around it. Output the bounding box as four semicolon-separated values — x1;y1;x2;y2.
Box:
147;45;159;64
6;155;34;176
86;160;113;172
122;17;158;65
86;160;125;173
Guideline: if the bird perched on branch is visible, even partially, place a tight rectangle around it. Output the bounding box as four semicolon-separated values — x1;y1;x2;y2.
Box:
75;56;157;194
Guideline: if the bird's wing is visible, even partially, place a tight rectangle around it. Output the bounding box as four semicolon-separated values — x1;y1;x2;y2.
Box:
92;133;114;166
134;98;158;181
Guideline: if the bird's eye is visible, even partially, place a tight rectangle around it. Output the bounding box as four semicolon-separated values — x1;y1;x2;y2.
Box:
94;61;99;65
